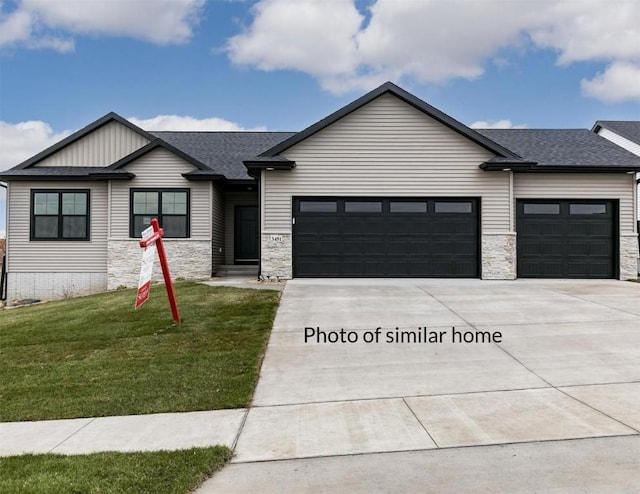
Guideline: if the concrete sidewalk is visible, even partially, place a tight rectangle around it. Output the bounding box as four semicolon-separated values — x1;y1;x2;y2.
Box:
0;409;246;457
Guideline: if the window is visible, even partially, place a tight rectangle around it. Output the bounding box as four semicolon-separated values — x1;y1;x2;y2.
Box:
435;201;473;213
345;201;382;213
130;189;190;238
523;203;560;215
390;201;427;213
299;201;337;213
569;204;607;215
31;190;89;240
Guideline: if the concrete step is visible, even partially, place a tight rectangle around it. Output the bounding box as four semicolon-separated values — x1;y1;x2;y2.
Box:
216;265;259;277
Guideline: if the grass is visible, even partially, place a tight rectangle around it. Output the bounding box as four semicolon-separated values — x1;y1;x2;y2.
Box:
0;446;231;494
0;282;280;422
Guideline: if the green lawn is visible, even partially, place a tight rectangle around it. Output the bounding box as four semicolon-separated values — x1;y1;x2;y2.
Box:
0;282;280;422
0;446;231;494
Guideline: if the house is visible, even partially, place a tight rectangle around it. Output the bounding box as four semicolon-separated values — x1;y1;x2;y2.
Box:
2;82;639;302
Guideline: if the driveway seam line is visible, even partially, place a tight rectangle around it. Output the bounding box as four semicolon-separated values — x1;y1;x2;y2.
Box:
231;409;250;452
250;378;640;408
556;388;640;434
417;286;640;434
402;397;439;448
47;417;97;454
492;342;640;434
415;286;549;387
539;287;640;319
228;433;639;465
252;386;553;408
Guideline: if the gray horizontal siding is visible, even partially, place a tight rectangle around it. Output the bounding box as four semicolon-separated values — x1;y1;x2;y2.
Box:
109;147;211;240
265;93;506;232
35;121;149;167
224;192;258;264
7;181;108;272
514;173;636;232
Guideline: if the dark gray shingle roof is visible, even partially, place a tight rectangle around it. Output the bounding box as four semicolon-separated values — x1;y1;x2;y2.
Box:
476;129;640;168
593;121;640;145
150;131;295;180
0;167;133;179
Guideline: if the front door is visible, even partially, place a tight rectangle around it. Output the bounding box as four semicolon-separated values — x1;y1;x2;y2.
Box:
234;205;259;264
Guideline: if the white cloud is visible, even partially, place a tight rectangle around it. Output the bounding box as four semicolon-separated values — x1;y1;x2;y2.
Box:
0;120;72;171
581;61;640;103
228;0;363;79
0;0;204;51
470;120;527;129
227;0;640;101
128;115;266;131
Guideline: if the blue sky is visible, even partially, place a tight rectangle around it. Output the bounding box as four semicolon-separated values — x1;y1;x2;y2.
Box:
1;0;640;234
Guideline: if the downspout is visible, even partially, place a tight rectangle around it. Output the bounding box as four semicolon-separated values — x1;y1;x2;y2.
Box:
508;170;514;232
257;170;264;280
1;182;8;303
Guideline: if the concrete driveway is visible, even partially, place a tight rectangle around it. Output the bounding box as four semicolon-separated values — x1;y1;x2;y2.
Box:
200;279;640;492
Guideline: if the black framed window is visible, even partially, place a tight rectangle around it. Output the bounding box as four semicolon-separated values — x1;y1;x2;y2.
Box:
299;200;338;213
130;189;190;238
569;203;607;215
31;190;89;240
345;201;382;213
390;201;427;213
435;201;473;213
523;203;560;215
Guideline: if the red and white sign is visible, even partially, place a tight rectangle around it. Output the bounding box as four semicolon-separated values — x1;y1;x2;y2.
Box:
135;234;156;309
134;219;181;322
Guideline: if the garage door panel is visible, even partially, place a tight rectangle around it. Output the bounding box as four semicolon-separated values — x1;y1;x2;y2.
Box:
293;197;479;278
517;200;615;279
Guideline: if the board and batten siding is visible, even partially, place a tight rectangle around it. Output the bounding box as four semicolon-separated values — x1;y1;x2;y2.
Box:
109;148;211;239
265;93;507;232
34;121;149;168
6;181;108;272
514;173;636;232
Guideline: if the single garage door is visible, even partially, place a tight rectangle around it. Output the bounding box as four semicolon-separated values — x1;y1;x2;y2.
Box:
516;199;616;278
293;197;479;277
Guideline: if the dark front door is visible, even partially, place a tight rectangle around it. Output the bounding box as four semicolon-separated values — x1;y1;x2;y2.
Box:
234;205;259;265
516;199;616;278
293;197;479;278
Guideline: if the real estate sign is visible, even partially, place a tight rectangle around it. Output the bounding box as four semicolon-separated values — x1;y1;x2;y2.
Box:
134;219;181;322
135;226;156;309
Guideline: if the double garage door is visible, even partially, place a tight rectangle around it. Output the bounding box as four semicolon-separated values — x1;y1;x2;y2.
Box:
293;197;479;277
292;197;617;279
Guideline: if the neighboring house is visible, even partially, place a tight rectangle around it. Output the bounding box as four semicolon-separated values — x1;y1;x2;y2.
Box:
2;82;640;302
593;121;640;262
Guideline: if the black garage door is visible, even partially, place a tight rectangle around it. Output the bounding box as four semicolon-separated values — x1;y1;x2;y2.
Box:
516;200;616;278
293;197;479;277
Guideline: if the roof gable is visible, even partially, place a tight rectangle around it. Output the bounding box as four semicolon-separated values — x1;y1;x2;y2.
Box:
592;121;640;145
106;138;210;172
260;81;520;159
15;112;155;170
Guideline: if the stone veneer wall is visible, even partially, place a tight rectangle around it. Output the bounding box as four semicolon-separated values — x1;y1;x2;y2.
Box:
260;233;292;280
107;240;211;289
7;272;107;302
481;233;516;280
619;234;639;280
